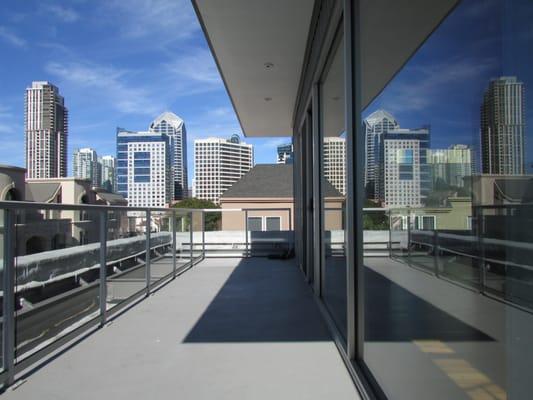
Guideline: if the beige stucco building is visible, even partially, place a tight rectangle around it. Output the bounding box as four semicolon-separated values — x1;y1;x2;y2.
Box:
0;165;127;256
220;164;344;231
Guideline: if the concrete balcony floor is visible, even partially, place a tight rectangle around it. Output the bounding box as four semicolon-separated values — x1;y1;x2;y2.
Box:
4;258;359;400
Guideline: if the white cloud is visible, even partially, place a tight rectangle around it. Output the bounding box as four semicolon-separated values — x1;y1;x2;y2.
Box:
43;4;79;23
0;26;27;48
45;61;163;115
102;0;198;43
378;57;497;113
163;48;224;96
166;48;221;86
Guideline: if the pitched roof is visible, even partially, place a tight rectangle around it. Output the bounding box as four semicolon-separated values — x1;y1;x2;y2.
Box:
221;164;343;199
364;109;398;127
25;182;61;202
149;111;184;130
94;189;128;205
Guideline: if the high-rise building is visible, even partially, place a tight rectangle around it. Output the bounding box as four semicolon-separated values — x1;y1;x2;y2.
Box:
481;76;525;175
194;134;253;204
428;144;472;189
73;148;100;187
323;137;346;195
116;128;172;207
364;110;399;199
25;81;68;179
99;155;116;192
277;143;294;164
382;127;430;208
149;112;188;200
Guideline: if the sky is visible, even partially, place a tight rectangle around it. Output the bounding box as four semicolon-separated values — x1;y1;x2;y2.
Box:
364;0;533;169
0;0;290;184
1;0;532;181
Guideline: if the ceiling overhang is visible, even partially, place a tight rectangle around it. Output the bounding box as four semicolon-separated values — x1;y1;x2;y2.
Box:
193;0;459;138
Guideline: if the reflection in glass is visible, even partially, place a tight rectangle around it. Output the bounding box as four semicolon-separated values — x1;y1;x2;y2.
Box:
321;35;347;339
362;0;533;399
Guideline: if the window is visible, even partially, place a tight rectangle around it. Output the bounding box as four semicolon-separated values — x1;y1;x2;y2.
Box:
247;217;262;232
414;215;436;230
265;217;281;231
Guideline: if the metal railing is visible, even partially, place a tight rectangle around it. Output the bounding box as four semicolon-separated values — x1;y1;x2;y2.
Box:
0;201;206;387
388;204;533;313
324;208;396;257
0;201;297;387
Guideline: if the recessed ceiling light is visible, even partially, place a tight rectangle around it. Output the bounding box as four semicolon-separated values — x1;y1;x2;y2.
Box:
264;97;272;102
264;62;274;69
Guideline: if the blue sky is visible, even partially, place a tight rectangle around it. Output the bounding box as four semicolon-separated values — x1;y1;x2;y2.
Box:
0;0;290;184
1;0;532;180
365;0;533;170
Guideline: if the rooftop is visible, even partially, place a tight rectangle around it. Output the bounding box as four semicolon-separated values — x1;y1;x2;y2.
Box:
221;164;343;199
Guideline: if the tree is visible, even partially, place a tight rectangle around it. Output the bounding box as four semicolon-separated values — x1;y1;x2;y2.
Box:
363;199;389;230
173;198;221;231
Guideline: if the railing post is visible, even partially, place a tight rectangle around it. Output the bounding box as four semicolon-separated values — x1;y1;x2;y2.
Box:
145;210;151;296
288;207;293;254
388;209;392;257
244;210;249;257
201;210;205;258
2;208;16;386
189;211;193;262
476;207;486;294
407;208;412;260
99;210;108;327
434;229;439;277
172;210;177;278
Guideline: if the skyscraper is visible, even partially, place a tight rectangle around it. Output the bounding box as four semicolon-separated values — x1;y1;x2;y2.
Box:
73;148;100;186
323;137;346;195
194;134;253;204
382;127;430;208
25;81;68;179
149;112;188;200
116;128;172;207
428;144;472;189
277;143;294;164
99;155;116;192
481;76;525;175
364;110;399;199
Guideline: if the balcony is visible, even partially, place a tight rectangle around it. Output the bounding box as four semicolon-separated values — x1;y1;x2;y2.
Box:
0;201;358;398
1;202;532;399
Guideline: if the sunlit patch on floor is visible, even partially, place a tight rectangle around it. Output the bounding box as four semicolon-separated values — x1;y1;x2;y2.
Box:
413;340;454;354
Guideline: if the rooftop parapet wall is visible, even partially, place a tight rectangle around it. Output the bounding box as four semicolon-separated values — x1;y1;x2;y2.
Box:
1;232;172;287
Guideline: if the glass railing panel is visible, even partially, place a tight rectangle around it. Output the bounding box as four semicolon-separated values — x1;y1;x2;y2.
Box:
13;206;102;361
479;205;533;309
191;210;203;259
204;209;245;257
149;210;175;280
105;210;148;309
390;208;408;259
0;207;9;371
363;208;390;256
437;227;480;290
175;209;191;266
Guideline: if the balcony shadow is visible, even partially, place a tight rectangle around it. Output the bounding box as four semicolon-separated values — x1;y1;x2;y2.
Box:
183;258;331;342
322;256;494;342
364;266;494;342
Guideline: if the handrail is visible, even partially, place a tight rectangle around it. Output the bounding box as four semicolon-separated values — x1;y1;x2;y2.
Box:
0;200;200;213
0;203;206;387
